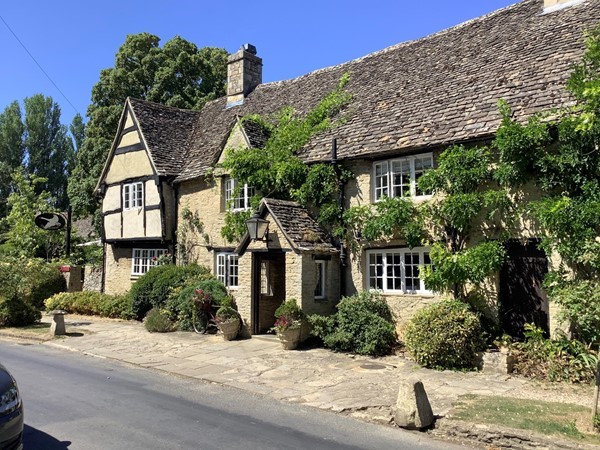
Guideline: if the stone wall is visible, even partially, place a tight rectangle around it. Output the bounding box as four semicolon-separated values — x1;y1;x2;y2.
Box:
104;245;135;295
61;266;84;292
83;266;103;292
178;177;231;267
299;254;340;316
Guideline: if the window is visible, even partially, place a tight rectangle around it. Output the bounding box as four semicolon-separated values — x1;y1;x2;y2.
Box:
372;154;433;201
123;182;144;210
314;261;326;299
224;177;254;211
366;247;431;294
132;248;167;276
216;253;239;288
260;261;272;295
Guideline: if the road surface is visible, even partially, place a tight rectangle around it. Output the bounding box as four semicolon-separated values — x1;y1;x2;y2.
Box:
0;341;469;449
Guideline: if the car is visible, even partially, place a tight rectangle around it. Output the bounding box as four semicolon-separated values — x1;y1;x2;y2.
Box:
0;364;23;450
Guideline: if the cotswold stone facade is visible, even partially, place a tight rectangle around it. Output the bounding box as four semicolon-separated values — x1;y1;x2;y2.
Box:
96;0;600;336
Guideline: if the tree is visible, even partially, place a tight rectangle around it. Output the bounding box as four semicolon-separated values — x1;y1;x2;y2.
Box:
0;169;64;259
23;95;73;210
0;102;25;217
68;33;229;219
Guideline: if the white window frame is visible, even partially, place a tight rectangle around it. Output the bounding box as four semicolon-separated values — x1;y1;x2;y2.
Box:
224;177;254;211
366;247;432;294
123;182;144;210
216;252;239;288
372;153;433;202
131;248;167;276
314;260;326;300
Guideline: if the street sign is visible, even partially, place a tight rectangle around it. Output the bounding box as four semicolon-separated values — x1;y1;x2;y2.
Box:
34;212;66;231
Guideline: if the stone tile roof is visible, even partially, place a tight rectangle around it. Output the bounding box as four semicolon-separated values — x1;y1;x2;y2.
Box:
240;118;270;149
263;198;337;253
130;0;599;183
128;98;201;176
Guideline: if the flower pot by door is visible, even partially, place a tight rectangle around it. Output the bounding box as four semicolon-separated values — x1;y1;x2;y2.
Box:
218;319;240;341
278;327;301;350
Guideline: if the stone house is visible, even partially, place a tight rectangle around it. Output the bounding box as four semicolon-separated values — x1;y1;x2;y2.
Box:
95;0;600;336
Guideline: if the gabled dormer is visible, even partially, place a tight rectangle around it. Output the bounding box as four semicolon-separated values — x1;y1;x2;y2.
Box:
215;116;269;212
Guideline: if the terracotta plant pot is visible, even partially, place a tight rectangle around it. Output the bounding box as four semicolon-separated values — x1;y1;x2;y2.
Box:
218;318;240;341
278;327;301;350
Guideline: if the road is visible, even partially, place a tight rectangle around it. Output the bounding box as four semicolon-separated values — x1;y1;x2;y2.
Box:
0;341;469;449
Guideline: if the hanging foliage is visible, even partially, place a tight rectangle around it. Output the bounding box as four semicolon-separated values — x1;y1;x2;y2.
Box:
219;73;352;242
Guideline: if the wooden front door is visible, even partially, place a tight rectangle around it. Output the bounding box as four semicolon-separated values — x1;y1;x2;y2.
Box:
251;252;285;334
499;239;549;339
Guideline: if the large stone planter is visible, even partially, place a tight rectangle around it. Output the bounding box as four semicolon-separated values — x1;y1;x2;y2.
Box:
278;327;301;350
218;319;240;341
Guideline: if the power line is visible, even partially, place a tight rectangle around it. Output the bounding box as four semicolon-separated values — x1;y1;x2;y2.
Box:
0;13;80;116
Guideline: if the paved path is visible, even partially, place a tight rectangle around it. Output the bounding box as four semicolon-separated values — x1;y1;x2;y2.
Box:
8;315;595;425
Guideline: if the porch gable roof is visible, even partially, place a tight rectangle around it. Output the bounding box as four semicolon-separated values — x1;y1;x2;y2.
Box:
236;198;338;256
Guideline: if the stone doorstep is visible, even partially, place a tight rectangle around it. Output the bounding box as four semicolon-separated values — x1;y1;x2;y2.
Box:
432;419;600;450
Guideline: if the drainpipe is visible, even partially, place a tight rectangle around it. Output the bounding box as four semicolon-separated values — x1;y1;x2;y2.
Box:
331;138;347;298
172;181;179;265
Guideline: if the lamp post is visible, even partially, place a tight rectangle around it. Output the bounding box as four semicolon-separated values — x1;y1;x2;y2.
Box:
245;212;269;241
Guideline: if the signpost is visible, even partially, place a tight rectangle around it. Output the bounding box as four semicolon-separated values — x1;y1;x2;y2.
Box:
34;212;66;230
34;206;72;257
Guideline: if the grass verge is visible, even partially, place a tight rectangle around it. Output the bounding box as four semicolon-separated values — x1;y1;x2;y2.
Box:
451;394;600;445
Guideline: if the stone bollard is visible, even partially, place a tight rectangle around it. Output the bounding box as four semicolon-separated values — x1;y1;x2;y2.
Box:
48;310;67;336
394;379;434;430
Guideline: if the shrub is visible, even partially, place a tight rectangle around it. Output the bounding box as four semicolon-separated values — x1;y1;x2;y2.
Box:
0;295;41;327
129;264;212;320
144;308;176;332
97;294;134;320
309;291;397;356
0;257;66;309
511;324;598;383
163;278;229;331
44;291;134;320
275;299;305;322
546;279;600;347
28;262;67;309
215;306;239;323
404;300;484;370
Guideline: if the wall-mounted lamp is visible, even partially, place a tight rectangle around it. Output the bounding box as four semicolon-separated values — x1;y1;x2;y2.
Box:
246;212;269;241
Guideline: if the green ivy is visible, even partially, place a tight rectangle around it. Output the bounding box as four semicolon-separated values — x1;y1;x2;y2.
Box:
343;197;425;248
220;74;352;242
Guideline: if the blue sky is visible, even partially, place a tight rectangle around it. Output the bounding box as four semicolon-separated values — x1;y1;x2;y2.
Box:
1;0;517;127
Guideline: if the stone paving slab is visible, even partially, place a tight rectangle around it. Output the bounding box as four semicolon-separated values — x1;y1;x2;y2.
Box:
7;315;595;429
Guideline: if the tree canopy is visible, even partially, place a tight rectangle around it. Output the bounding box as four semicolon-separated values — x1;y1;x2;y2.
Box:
68;33;229;219
0;95;77;216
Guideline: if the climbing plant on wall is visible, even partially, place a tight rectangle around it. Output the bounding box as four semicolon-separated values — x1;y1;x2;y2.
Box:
493;27;600;345
219;73;353;242
343;143;513;302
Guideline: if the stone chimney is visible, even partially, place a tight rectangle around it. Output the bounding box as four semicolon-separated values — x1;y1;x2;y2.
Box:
543;0;585;13
226;44;262;108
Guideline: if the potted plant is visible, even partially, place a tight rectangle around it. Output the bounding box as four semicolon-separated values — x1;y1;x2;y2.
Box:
214;296;241;341
272;299;305;350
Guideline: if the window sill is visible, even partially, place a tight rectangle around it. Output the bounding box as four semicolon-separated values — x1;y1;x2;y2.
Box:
371;290;435;297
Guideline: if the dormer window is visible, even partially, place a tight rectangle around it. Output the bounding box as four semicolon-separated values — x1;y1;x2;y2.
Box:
373;153;433;201
224;177;254;211
123;182;144;210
